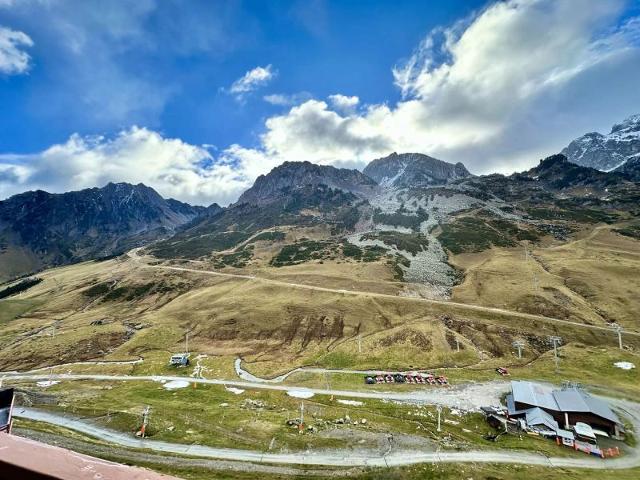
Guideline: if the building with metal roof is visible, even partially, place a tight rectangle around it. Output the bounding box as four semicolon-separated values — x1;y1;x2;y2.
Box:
525;407;559;433
506;381;623;438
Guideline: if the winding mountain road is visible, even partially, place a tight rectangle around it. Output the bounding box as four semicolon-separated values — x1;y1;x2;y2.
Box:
12;395;640;470
5;367;640;469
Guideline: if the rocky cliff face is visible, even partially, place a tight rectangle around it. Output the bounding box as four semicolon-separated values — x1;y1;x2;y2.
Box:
0;182;206;280
363;152;472;189
514;154;624;189
562;114;640;172
236;161;379;205
614;156;640;181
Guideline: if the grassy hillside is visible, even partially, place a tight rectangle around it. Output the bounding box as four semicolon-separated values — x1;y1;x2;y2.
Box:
1;221;638;374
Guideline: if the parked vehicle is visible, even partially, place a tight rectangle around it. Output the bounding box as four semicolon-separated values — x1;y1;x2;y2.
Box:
169;353;190;367
496;367;510;376
362;371;451;387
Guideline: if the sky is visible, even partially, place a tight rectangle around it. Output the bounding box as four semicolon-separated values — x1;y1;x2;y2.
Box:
1;0;639;206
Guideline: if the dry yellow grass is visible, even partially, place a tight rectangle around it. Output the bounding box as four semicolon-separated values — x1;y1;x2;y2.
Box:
451;225;640;329
1;223;638;377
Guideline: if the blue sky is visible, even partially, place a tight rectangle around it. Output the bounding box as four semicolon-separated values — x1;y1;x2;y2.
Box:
0;1;484;153
1;0;639;205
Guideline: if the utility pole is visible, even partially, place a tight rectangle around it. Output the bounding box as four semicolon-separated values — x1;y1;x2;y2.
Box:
185;331;189;354
548;336;562;372
436;405;442;433
141;406;150;438
512;340;525;359
455;338;460;353
612;324;623;350
358;334;362;354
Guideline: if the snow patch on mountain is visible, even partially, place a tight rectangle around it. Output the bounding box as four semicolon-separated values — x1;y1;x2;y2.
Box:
562;114;640;171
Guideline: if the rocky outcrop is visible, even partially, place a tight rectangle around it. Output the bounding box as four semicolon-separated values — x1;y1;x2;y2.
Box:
363;152;472;189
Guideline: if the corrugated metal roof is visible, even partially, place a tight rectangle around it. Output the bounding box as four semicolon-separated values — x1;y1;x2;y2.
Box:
511;381;557;410
582;395;620;424
510;381;620;425
554;389;589;411
574;422;597;439
556;428;575;440
524;407;559;431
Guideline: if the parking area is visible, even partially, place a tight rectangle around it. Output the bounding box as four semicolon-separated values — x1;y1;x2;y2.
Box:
364;372;449;385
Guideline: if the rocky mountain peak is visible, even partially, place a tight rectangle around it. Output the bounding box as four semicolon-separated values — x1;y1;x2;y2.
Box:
611;114;640;134
562;114;640;171
517;154;624;190
0;182;205;281
236;161;379;205
363;152;472;189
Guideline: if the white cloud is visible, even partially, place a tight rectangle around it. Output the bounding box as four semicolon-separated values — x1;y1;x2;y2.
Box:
263;92;312;106
0;26;33;74
229;64;276;100
3;0;640;206
327;94;359;112
224;0;640;175
0;127;250;206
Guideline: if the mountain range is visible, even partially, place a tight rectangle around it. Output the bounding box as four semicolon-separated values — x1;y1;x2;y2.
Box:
1;114;639;285
0;182;210;281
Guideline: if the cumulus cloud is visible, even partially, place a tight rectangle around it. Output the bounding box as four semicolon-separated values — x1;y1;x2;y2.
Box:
0;127;252;206
226;0;640;175
229;65;276;100
3;0;640;206
0;26;33;74
327;94;359;112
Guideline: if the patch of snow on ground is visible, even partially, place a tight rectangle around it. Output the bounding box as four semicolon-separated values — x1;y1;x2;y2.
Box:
614;362;636;370
286;389;315;399
337;399;364;406
163;380;190;390
37;380;59;388
225;386;245;395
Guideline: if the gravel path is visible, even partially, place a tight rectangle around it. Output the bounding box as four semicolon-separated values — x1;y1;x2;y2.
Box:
3;372;509;411
13;397;640;470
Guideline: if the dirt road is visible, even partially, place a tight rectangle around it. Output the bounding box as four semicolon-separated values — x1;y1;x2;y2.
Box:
2;371;509;411
14;397;640;470
127;249;640;338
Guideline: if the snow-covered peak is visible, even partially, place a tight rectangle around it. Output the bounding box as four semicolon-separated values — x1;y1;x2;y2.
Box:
561;114;640;172
611;114;640;134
